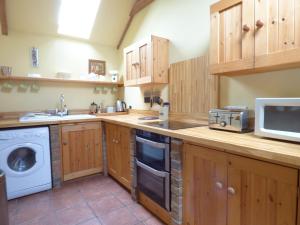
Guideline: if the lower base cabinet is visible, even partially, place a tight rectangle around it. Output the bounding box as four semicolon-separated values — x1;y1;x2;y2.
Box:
105;123;131;190
61;122;103;181
183;143;299;225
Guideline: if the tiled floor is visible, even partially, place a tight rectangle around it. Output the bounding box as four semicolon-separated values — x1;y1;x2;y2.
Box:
8;175;166;225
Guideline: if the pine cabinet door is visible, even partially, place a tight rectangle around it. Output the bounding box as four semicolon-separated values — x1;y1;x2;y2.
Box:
136;40;152;85
62;123;102;181
124;50;138;86
118;126;131;190
105;123;119;179
183;144;227;225
210;0;255;75
227;154;298;225
254;0;300;71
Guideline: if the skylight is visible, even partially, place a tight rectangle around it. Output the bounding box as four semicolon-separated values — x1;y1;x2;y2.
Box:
58;0;101;39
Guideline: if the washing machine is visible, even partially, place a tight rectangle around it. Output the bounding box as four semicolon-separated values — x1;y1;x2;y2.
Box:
0;127;52;200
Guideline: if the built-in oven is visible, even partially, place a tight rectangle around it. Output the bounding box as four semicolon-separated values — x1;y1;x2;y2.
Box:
135;130;170;211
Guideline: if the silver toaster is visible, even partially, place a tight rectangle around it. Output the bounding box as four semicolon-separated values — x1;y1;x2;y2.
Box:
209;106;252;133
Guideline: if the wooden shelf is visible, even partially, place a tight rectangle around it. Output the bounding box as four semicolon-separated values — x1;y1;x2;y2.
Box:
0;76;124;86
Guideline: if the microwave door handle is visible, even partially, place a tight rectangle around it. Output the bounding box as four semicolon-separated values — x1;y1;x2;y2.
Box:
136;160;168;178
136;137;166;149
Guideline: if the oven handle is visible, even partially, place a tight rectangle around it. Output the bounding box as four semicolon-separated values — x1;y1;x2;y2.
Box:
136;136;167;149
136;160;168;178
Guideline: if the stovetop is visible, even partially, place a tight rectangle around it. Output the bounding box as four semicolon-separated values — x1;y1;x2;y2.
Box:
143;120;207;130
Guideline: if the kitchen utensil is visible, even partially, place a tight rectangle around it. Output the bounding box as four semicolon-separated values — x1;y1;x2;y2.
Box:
116;100;126;112
106;106;116;113
89;102;98;114
209;106;251;133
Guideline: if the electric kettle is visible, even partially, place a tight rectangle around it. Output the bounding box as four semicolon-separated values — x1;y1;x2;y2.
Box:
116;100;126;112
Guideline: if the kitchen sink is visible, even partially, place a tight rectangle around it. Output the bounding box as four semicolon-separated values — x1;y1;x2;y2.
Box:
19;113;96;123
138;116;159;120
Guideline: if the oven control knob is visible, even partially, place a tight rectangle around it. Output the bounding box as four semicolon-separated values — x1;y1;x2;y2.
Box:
220;121;227;127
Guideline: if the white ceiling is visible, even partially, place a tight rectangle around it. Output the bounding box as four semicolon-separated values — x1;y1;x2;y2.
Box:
5;0;135;46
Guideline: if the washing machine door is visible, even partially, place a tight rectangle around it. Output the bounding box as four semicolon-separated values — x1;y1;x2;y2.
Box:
0;143;44;177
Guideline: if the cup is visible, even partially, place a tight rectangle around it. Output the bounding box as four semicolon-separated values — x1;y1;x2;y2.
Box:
1;66;12;76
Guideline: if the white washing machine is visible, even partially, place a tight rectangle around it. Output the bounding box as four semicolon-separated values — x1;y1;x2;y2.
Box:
0;127;52;200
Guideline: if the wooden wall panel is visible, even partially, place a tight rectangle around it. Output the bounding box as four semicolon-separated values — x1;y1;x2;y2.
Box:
169;55;219;119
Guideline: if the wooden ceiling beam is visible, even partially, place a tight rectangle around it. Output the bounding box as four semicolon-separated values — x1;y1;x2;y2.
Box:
130;0;154;16
117;0;154;49
0;0;8;35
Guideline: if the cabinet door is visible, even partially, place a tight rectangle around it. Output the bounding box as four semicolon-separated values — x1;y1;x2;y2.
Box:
136;40;152;85
105;123;119;179
254;0;300;71
227;154;298;225
124;50;137;86
210;0;255;75
62;123;102;181
117;126;132;190
183;144;227;225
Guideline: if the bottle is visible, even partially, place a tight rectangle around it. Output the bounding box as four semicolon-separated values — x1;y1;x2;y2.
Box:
159;102;170;121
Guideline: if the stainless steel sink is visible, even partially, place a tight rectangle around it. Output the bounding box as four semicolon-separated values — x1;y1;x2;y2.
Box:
19;113;96;123
138;116;159;120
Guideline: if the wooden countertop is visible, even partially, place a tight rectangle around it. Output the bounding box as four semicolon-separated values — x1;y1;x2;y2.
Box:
1;113;300;168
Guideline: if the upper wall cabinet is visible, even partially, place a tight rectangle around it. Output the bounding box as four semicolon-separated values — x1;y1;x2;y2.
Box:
210;0;300;75
123;35;169;86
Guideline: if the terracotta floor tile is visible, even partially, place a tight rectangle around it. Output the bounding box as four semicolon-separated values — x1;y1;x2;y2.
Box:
144;217;166;225
78;218;102;225
128;203;153;222
114;190;135;206
17;212;57;225
15;200;52;225
99;207;140;225
50;191;85;211
103;181;124;194
56;203;95;225
88;195;125;217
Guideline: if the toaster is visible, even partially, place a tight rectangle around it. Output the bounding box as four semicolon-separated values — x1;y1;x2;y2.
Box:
209;106;252;133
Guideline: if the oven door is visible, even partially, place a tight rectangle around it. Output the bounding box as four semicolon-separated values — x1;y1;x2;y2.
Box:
136;136;170;171
136;160;170;211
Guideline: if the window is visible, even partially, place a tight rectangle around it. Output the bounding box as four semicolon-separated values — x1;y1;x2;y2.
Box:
58;0;101;39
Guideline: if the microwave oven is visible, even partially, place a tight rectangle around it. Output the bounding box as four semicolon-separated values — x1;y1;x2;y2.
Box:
255;98;300;142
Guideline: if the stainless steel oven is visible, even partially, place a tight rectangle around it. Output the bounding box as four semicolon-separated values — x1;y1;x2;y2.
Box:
135;130;170;211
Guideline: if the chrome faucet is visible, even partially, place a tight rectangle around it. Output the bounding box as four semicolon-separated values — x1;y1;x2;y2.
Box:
56;94;68;117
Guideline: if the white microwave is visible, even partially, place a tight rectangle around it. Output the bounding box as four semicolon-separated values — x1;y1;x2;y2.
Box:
255;98;300;142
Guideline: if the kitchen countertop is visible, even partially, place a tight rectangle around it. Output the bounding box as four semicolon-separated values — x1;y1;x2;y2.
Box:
1;113;300;168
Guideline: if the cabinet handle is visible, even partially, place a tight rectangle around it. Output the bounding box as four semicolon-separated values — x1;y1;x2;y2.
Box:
228;187;236;195
63;142;67;146
216;181;224;189
115;140;119;144
242;24;250;32
112;139;115;143
256;20;264;29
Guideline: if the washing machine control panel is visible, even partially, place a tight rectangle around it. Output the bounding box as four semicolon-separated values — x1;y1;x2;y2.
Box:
0;130;48;141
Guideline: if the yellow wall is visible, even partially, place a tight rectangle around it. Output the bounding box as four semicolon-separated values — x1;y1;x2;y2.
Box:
0;31;120;112
120;0;300;111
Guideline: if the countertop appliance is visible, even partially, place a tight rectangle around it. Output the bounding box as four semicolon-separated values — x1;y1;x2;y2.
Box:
144;120;206;130
116;100;126;112
0;170;9;225
0;127;52;200
209;106;251;133
135;129;170;211
255;98;300;142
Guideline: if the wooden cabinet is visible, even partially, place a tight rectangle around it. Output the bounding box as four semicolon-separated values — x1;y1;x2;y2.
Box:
61;122;103;181
210;0;300;75
105;123;131;190
210;0;255;75
183;143;299;225
123;35;169;86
